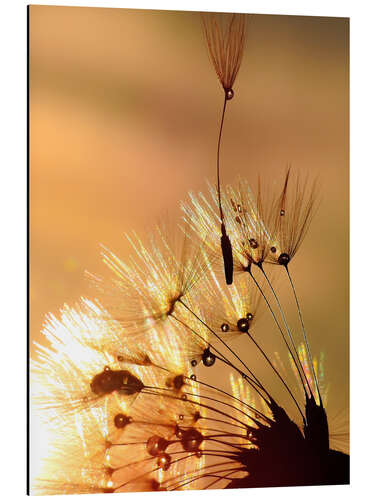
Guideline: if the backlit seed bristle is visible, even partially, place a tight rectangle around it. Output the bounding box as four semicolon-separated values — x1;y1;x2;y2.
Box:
88;226;214;335
202;12;247;94
266;169;319;266
31;173;346;491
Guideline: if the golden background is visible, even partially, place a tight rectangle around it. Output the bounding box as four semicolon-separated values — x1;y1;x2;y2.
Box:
29;6;349;428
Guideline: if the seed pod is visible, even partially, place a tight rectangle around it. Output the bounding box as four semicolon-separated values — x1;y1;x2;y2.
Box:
221;224;233;285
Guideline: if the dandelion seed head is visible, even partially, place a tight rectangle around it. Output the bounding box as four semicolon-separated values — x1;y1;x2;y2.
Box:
202;13;247;95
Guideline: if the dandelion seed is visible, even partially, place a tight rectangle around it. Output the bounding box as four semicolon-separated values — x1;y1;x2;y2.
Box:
89;226;214;335
202;13;247;285
266;168;319;267
182;179;278;271
202;12;246;97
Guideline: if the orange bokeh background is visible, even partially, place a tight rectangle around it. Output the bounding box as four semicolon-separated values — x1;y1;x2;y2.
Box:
29;7;348;424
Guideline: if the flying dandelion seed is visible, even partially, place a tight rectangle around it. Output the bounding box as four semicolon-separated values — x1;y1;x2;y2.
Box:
30;9;349;495
202;12;247;285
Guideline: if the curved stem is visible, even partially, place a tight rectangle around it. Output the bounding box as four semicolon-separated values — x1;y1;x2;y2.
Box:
178;298;272;403
245;331;304;420
192;374;271;423
170;313;269;409
258;264;313;396
285;265;322;403
217;95;228;223
247;267;308;401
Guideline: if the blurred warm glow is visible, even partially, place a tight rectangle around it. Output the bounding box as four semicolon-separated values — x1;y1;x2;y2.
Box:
29;6;348;423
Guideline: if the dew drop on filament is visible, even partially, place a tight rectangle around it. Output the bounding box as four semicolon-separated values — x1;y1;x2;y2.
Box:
146;435;169;457
114;413;131;429
278;253;290;266
175;426;183;439
226;88;234;100
181;428;204;452
237;317;250;333
157;453;171;471
202;348;216;367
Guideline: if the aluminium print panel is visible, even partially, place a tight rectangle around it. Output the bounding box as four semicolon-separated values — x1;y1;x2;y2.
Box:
29;5;349;494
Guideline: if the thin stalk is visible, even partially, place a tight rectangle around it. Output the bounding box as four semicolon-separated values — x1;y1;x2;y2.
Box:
247;267;308;397
143;385;259;426
257;264;312;396
285;265;322;403
170;313;269;406
178;298;272;403
169;467;242;491
217;95;228;223
245;331;304;420
192;376;271;423
200;416;248;431
141;388;252;428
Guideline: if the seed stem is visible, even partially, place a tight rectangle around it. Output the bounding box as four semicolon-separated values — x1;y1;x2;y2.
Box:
285;265;322;403
247;266;308;400
257;264;313;397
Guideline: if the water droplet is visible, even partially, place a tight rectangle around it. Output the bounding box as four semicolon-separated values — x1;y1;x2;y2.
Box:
191;359;197;367
190;374;196;381
237;204;242;213
102;487;115;494
146;435;169;456
175;425;184;439
230;199;237;212
249;238;258;249
246;313;253;321
114;413;131;429
278;253;290;266
179;414;184;421
150;480;161;491
270;246;277;253
280;209;285;216
196;450;203;458
202;348;216;367
106;467;115;477
226;88;234;100
91;368;144;396
237;317;249;333
157;453;171;471
173;374;185;390
181;394;188;401
221;323;229;332
182;428;204;452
